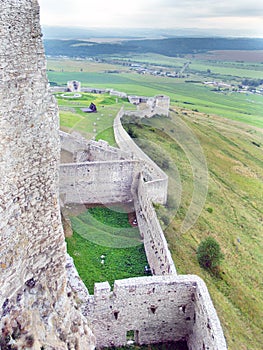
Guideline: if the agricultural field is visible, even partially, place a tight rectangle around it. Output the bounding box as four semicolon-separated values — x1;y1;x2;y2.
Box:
50;54;263;350
48;55;263;128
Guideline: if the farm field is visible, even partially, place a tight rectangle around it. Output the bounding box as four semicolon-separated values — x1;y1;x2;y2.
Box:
50;54;263;350
48;55;263;128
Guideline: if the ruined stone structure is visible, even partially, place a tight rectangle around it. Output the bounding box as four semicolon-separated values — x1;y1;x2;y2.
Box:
127;95;170;117
86;275;226;349
0;1;227;349
67;80;81;92
59;109;227;348
0;1;95;349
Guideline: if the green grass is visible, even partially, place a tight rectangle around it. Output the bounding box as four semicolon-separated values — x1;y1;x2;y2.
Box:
57;91;134;139
49;67;263;130
66;206;147;293
127;111;263;350
66;232;148;293
87;206;132;228
59;110;84;129
96;127;116;146
70;207;142;248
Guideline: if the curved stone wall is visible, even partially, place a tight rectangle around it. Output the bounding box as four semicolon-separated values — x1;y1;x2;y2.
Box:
135;175;177;276
113;108;168;204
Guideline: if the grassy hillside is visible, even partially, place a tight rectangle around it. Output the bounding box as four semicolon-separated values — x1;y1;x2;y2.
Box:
127;109;263;350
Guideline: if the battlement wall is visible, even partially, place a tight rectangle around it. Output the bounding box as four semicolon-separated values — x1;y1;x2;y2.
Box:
85;275;227;349
60;131;131;162
60;130;89;154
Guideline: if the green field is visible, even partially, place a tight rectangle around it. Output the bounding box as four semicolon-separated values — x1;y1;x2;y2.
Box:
48;57;263;129
52;55;263;350
56;91;134;141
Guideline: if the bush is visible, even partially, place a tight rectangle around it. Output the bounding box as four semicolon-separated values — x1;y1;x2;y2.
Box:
126;125;138;138
197;237;224;270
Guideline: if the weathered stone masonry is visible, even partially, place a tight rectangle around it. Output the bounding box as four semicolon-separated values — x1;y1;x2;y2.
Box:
86;275;227;350
60;112;227;348
0;0;227;348
0;1;95;349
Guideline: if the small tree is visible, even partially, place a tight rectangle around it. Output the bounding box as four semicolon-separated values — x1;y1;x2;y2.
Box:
197;237;224;270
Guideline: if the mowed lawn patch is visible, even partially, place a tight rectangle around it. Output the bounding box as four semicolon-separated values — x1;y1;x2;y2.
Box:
59;110;84;130
57;92;135;142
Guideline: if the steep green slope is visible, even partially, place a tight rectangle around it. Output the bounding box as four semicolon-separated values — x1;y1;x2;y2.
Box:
129;109;263;350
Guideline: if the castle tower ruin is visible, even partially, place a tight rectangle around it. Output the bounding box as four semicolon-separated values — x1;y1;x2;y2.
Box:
0;1;95;348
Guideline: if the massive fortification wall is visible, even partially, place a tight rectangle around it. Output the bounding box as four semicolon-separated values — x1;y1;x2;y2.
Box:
86;275;226;349
60;127;227;349
0;2;94;349
60;160;140;205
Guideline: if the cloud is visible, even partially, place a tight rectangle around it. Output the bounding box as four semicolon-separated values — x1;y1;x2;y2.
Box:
38;0;263;36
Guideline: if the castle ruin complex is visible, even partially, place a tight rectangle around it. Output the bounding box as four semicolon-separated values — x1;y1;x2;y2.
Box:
59;108;227;349
0;1;227;349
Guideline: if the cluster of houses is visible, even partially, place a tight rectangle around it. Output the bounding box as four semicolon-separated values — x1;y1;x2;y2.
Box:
129;61;191;78
204;81;263;95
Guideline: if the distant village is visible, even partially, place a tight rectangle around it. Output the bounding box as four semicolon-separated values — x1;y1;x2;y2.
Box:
204;80;263;95
49;55;263;97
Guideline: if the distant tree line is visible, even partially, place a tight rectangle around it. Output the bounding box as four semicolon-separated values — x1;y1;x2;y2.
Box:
44;38;263;58
241;79;263;87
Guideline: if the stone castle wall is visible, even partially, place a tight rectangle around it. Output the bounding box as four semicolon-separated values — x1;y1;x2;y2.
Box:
60;160;140;205
59;114;227;348
113;108;168;204
59;132;227;349
85;275;226;349
0;1;95;349
134;175;177;276
60;131;131;163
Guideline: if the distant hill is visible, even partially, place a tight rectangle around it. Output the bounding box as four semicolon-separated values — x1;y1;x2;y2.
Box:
42;26;263;40
44;37;263;58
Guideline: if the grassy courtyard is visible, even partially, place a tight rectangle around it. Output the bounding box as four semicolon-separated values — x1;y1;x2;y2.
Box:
66;206;148;293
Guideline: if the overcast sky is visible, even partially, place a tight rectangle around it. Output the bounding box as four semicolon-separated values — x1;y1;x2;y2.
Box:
38;0;263;37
